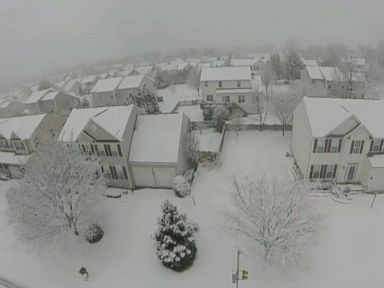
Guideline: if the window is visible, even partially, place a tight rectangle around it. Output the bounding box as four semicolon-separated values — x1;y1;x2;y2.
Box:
350;140;364;154
117;144;123;157
104;144;112;156
309;164;337;179
309;164;321;179
13;141;25;151
326;165;338;179
207;95;213;102
369;139;383;153
109;166;118;180
218;81;222;88
204;81;208;87
122;166;128;180
238;95;245;103
324;139;332;153
223;96;230;103
314;138;342;153
237;81;241;88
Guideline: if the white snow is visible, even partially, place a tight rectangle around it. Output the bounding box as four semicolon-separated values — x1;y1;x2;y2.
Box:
129;113;184;163
24;89;51;104
118;74;145;90
193;128;221;152
91;77;123;93
0;114;46;139
58;105;134;142
319;66;344;82
2;131;384;287
200;67;251;82
158;84;200;113
41;90;60;101
229;59;257;67
304;97;384;138
175;105;203;122
305;66;324;80
0;151;31;165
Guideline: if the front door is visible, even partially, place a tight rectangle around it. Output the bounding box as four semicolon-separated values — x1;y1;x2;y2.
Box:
345;164;358;182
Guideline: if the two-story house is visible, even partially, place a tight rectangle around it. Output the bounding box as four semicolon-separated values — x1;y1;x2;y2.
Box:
230;58;265;76
0;114;66;178
116;74;157;105
292;97;384;192
91;77;124;107
200;66;258;114
58;105;190;189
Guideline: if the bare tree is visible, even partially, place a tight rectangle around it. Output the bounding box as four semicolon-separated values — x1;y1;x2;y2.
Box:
270;90;301;136
225;173;318;265
261;63;275;98
187;67;201;96
254;91;267;131
6;138;106;249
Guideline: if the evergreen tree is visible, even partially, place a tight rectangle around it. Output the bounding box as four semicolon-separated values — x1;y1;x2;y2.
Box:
154;200;198;272
127;87;160;114
284;51;304;81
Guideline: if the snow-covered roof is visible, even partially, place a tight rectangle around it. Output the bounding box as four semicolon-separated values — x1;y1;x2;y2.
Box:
303;97;384;138
81;74;99;84
58;105;134;142
91;77;123;93
118;74;145;90
200;67;251;82
134;65;153;74
230;59;257;67
24;89;52;104
0;114;46;140
319;67;344;82
248;53;270;62
129;113;185;163
305;66;324;80
0;100;11;109
0;151;31;165
368;155;384;168
41;90;60;101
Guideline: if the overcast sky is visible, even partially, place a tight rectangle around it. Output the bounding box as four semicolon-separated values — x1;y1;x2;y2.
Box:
1;0;384;86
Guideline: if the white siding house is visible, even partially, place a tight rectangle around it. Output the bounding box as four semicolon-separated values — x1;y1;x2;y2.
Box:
292;97;384;192
200;66;258;114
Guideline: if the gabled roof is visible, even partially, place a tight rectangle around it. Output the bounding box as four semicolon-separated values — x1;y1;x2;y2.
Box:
303;97;384;138
319;67;344;82
118;74;145;90
134;65;153;74
230;59;257;67
200;67;251;82
91;77;123;93
129;113;185;163
305;66;324;80
24;89;52;104
58;105;135;142
41;90;60;101
0;114;46;140
81;74;99;84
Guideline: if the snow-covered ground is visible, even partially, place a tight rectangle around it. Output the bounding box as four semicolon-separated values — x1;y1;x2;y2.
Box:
193;128;222;152
158;84;200;113
1;131;384;287
175;105;203;122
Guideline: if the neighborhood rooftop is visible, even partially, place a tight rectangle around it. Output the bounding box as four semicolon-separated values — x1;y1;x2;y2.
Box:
303;97;384;138
129;113;184;164
24;89;52;104
118;74;145;90
91;77;123;93
305;66;344;81
0;114;46;139
58;105;134;142
200;66;251;81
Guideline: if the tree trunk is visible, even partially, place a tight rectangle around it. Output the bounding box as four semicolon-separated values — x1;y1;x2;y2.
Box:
282;120;285;136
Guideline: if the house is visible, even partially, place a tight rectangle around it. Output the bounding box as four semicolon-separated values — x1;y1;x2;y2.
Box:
55;78;82;96
81;74;101;94
0;114;66;178
200;66;258;114
116;74;157;105
129;113;189;188
58;105;140;189
58;106;191;189
230;58;265;75
0;100;26;117
248;53;271;63
24;88;80;115
91;77;124;107
292;97;384;193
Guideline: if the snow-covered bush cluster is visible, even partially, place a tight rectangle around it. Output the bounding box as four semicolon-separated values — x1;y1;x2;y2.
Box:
84;224;104;244
172;176;191;198
154;200;198;272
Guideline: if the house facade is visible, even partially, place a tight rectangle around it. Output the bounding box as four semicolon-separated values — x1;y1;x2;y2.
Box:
91;77;124;107
292;97;384;192
0;100;26;117
200;66;258;113
116;74;157;105
0;114;66;178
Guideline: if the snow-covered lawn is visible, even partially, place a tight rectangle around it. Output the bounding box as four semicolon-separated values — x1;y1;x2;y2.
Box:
175;105;203;122
1;131;384;287
158;84;200;113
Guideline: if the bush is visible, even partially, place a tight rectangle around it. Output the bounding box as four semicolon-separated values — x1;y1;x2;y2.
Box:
154;201;198;272
84;224;104;244
172;176;191;198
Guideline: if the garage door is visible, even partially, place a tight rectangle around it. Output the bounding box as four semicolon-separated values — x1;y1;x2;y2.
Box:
154;167;176;188
132;166;155;187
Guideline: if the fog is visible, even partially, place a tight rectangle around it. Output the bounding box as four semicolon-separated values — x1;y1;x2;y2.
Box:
1;0;383;86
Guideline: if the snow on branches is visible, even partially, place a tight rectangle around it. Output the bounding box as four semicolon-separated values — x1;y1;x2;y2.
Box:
6;138;106;249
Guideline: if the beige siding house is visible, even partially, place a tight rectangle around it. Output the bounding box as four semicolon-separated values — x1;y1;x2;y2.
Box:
292;97;384;192
0;114;66;178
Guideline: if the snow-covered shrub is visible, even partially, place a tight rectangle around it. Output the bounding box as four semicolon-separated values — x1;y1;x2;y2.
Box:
172;176;191;198
84;224;104;244
154;200;198;272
